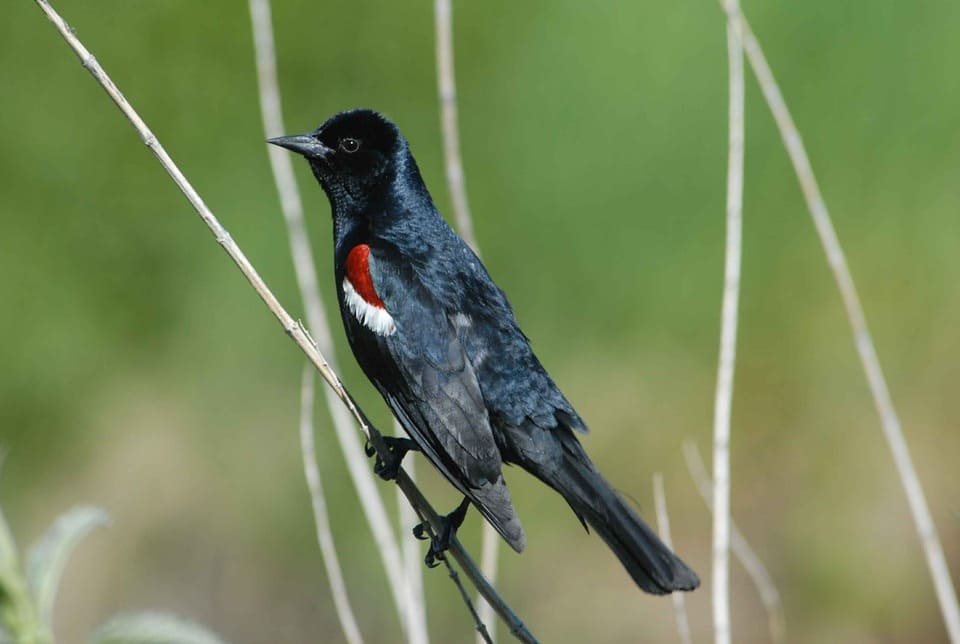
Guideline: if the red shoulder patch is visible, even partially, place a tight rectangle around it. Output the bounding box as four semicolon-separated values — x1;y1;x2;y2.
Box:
345;244;386;308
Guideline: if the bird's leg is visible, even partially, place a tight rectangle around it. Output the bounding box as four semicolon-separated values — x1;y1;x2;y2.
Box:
412;497;471;568
364;436;420;481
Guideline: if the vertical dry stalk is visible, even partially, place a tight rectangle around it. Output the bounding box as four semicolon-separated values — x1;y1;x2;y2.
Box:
299;366;364;644
394;419;428;643
247;0;427;640
434;0;478;253
437;555;494;644
711;4;745;644
720;5;960;641
684;441;785;644
33;1;537;641
433;1;499;640
653;474;693;644
476;524;499;643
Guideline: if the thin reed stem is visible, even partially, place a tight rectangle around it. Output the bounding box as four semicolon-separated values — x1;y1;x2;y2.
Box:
711;4;745;643
434;0;477;253
653;474;693;644
299;366;364;644
684;441;786;644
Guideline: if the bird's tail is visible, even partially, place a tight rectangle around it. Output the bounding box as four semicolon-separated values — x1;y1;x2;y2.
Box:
537;433;700;594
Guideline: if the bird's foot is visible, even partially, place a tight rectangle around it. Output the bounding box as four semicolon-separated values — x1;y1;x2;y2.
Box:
364;436;420;481
412;497;470;568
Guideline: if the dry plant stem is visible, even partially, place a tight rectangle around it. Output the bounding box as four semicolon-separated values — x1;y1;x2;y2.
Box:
652;474;693;644
476;522;499;642
393;420;428;644
711;6;745;644
299;366;364;644
247;0;426;640
433;3;499;640
434;0;478;252
441;556;494;644
720;5;960;641
683;441;785;644
33;2;538;642
409;508;493;644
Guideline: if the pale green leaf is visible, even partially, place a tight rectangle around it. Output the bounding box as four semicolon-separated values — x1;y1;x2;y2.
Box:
0;449;19;584
26;506;109;628
89;612;227;644
0;507;19;584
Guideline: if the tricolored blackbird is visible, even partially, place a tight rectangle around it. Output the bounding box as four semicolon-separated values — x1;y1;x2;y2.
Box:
269;109;699;594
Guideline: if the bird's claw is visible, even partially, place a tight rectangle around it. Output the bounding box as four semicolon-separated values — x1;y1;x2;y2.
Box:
412;498;470;570
366;436;420;481
373;452;402;481
412;520;448;568
424;542;445;568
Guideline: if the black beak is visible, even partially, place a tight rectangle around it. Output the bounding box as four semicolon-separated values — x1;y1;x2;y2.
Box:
267;133;332;160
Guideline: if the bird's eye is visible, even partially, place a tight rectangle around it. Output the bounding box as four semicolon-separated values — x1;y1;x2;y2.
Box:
339;137;361;154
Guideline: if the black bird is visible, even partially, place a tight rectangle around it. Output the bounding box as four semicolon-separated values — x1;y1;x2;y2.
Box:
269;109;699;594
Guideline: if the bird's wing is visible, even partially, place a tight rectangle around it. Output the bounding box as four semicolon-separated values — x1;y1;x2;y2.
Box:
342;243;523;547
445;244;589;435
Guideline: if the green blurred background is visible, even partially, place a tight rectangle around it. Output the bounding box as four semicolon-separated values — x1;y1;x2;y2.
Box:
2;0;958;641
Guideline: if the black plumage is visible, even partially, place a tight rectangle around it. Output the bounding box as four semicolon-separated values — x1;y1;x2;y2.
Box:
269;109;699;594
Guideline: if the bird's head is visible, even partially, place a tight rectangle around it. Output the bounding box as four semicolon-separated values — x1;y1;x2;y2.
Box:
268;109;406;209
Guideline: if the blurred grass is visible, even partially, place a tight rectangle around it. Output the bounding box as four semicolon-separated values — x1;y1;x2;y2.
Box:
1;0;958;641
